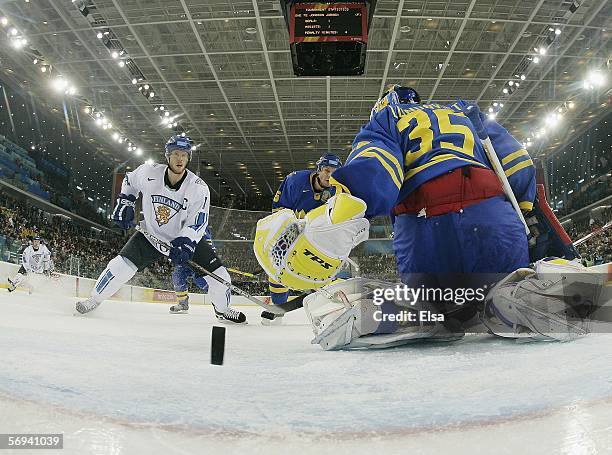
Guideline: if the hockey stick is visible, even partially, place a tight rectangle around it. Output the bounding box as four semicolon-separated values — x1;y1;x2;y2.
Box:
135;226;303;315
227;267;265;278
573;221;612;247
464;106;530;235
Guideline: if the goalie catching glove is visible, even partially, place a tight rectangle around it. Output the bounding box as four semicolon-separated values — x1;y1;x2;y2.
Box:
253;193;370;290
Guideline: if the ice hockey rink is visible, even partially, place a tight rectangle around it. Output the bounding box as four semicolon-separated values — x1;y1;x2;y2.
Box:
2;284;612;455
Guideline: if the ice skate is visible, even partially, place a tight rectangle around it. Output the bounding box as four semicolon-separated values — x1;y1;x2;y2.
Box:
75;297;101;315
214;306;247;324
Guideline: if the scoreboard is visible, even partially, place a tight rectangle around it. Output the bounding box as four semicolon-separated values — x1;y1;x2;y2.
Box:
280;0;376;76
290;3;368;43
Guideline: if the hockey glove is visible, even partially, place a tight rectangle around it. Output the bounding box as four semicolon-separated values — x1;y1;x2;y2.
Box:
169;237;196;265
112;193;137;230
254;193;369;291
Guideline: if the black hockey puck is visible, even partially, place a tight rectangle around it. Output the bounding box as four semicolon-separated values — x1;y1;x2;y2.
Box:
211;326;226;365
261;310;277;321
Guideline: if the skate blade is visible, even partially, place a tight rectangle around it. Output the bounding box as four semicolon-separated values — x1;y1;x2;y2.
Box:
169;310;189;314
215;317;248;325
261;317;283;326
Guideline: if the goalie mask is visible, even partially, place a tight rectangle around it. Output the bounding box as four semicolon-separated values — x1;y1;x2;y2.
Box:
370;85;421;121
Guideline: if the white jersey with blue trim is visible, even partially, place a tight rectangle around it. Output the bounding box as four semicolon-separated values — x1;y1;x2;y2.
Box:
22;244;51;273
121;163;210;254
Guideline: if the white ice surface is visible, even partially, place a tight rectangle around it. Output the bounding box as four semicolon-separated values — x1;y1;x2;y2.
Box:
1;288;612;455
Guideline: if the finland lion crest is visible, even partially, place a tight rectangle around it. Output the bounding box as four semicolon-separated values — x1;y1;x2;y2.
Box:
151;195;186;227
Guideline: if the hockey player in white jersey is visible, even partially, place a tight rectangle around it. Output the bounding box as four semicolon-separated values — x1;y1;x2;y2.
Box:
75;135;246;324
7;236;53;293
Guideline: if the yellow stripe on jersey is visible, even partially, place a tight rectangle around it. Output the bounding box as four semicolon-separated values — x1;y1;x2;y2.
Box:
502;149;529;166
519;201;534;212
330;176;351;194
352;148;403;189
353;141;370;151
505;159;533;178
404;154;486;180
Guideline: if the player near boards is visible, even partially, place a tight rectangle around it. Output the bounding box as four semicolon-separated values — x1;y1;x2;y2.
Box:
254;84;591;348
7;236;53;293
75;134;246;324
265;153;342;320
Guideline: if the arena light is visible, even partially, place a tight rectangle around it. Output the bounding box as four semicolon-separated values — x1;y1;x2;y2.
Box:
40;65;48;73
143;84;149;90
11;37;27;49
487;113;496;120
145;159;154;165
112;132;119;140
538;47;547;55
555;28;561;35
9;27;18;36
568;101;575;109
578;178;585;184
51;76;69;91
111;51;119;59
520;74;526;80
131;78;137;84
533;56;540;64
149;91;155;98
502;88;509;94
135;148;142;156
0;17;8;26
118;60;125;67
96;31;103;39
586;70;605;87
95;118;103;126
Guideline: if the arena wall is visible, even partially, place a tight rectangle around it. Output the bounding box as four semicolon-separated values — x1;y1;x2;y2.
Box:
0;261;261;306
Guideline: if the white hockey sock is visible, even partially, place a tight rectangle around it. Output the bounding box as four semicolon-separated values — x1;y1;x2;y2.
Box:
10;272;27;287
204;266;231;313
91;255;138;302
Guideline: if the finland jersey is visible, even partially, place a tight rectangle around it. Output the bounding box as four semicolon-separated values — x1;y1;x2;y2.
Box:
121;163;210;254
21;244;51;273
272;169;336;219
331;101;536;217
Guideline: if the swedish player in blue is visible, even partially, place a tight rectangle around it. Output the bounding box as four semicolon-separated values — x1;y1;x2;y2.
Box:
329;85;536;276
268;153;342;307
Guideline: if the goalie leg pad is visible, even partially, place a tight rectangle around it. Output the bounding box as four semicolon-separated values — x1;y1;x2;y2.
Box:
305;278;464;350
481;260;603;341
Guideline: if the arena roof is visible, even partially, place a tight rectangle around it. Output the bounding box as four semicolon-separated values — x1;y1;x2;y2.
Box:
0;0;610;199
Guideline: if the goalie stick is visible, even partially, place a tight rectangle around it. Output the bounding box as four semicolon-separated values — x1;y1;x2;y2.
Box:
135;226;304;315
573;221;612;247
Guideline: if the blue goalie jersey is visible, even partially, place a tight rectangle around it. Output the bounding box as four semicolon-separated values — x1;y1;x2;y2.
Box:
331;101;536;218
272;169;336;219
